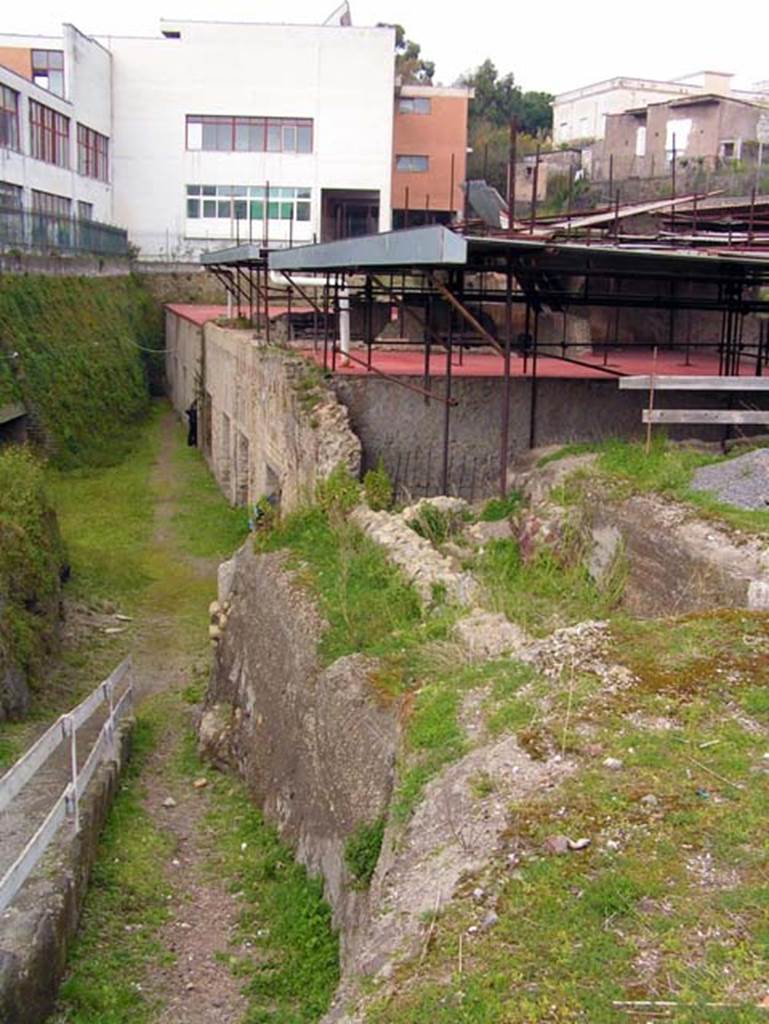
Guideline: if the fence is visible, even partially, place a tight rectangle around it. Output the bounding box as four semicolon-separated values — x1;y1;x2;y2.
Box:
0;206;129;257
0;657;134;915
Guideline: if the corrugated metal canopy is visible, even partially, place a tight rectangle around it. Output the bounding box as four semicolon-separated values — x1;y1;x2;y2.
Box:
268;225;467;272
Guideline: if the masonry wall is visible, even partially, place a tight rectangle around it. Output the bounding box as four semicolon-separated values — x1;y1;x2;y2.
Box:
165;311;361;510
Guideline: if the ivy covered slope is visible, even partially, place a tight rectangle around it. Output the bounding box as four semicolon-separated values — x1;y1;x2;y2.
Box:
0;274;160;467
0;447;65;721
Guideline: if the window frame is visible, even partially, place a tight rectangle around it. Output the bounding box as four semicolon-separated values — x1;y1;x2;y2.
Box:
0;84;20;152
186;115;314;154
185;183;312;225
30;99;70;168
77;123;110;182
398;97;431;115
31;49;65;97
395;154;430;173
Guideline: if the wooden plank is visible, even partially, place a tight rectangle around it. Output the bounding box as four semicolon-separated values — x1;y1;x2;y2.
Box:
621;376;769;391
643;409;769;425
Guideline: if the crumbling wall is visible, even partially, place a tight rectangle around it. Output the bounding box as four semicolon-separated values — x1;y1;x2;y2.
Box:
165;312;361;510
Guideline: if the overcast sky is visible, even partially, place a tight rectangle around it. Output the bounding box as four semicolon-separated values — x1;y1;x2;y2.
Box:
3;0;767;96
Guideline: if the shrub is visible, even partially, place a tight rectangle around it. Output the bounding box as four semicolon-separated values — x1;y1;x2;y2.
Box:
363;459;393;511
480;491;522;522
316;463;361;518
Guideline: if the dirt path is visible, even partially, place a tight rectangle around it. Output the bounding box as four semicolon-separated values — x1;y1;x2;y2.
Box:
128;411;248;1022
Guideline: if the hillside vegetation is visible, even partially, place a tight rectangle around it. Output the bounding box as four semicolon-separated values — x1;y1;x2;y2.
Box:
0;274;159;467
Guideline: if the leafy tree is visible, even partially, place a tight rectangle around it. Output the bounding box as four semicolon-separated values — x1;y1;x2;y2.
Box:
377;23;435;84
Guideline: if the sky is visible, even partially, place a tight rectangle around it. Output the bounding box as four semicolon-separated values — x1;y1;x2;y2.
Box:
3;0;767;96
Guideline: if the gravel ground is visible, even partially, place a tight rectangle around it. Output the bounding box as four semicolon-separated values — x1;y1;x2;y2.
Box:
691;448;769;509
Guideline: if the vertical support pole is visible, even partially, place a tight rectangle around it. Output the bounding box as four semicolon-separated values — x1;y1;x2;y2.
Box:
365;275;373;370
507;118;518;235
404;186;410;229
566;163;574;235
748;186;757;245
322;274;330;372
264;259;271;344
264;181;270;251
529;145;541;235
670;135;677;231
441;272;454;495
287;284;293;342
449;152;456;222
331;274;339;372
423;284;432;405
500;257;513;498
608;154;614;203
65;715;80;832
529;308;540;449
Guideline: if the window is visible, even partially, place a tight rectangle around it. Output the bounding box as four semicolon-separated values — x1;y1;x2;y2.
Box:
77;124;109;181
185;184;311;223
0;181;22;209
32;50;64;97
398;97;431;115
31;189;71;217
396;154;429;172
0;85;20;151
186;116;313;154
77;201;94;220
30;100;69;167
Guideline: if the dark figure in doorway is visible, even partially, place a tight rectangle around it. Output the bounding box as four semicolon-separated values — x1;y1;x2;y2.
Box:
185;402;198;447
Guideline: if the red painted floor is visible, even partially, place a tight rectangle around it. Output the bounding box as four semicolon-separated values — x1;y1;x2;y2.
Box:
297;346;727;380
166;303;288;326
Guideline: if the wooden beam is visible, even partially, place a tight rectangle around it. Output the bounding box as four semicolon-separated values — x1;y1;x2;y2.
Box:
643;409;769;425
621;375;769;391
428;273;505;357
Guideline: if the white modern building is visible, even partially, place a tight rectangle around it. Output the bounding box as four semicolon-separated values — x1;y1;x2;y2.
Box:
553;71;769;145
0;24;114;246
103;18;395;259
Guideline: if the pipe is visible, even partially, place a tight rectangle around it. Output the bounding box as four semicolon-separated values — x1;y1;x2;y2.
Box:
338;285;350;365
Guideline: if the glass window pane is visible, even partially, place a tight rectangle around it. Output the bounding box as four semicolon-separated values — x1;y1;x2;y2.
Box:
267;124;281;151
217;200;231;217
267;201;279;219
296;201;311;221
202;185;216;196
280;202;293;219
282;125;296;152
297;125;312;153
216;123;231;150
297;187;311;199
187;184;201;195
187;199;200;217
250;200;263;220
234;123;251;151
217;185;236;196
234;200;247;219
201;123;217;149
203;200;216;217
249;186;265;198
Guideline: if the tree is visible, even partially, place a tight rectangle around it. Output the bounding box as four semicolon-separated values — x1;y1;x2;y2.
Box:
377;23;435;84
457;60;554;194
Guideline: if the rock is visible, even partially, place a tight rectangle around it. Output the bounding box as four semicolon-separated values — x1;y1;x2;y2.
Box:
603;757;623;771
197;702;235;770
218;557;237;603
543;834;570;855
162;796;177;808
208;624;221;641
209;600;221;620
567;837;591;851
454;609;528;662
640;794;659;807
193;777;208;789
472;887;485;904
114;613;133;622
481;910;499;931
103;627;126;635
466;519;514;546
588;524;622;585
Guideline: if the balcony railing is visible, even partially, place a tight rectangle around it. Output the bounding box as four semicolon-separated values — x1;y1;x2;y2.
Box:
0;206;129;257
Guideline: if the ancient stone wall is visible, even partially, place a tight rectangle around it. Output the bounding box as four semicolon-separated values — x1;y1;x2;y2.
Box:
165;311;361;510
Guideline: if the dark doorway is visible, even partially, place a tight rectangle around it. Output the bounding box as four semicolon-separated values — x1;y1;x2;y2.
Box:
321;189;380;241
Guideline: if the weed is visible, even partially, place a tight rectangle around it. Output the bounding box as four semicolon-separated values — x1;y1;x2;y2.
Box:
479;491;522;522
363;458;394;511
315;463;361;518
344;818;386;888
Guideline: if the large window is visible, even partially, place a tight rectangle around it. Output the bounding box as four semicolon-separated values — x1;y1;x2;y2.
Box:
395;154;429;172
0;181;22;209
398;97;431;115
186;184;311;223
0;85;20;151
30;100;69;167
77;124;109;182
32;50;64;97
186;116;313;154
31;190;71;217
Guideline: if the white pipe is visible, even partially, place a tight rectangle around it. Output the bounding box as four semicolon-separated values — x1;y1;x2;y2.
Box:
339;287;350;365
268;270;324;289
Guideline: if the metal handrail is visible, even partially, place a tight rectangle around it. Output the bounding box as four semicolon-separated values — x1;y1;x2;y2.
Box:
0;205;129;257
0;657;134;914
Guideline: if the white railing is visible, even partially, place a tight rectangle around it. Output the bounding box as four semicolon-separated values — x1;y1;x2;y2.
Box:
0;658;134;914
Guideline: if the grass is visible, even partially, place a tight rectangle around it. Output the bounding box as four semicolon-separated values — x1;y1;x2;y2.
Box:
256;505;437;666
364;606;769;1023
548;435;769;535
52;706;175;1024
170;725;339;1022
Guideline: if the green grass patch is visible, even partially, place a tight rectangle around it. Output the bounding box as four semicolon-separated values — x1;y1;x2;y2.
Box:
256;506;425;665
170;441;249;560
344;817;386;888
185;739;340;1022
478;491;522;522
53;707;174;1024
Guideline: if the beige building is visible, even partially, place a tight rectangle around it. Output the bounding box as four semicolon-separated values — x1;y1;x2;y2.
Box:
554;71;769;145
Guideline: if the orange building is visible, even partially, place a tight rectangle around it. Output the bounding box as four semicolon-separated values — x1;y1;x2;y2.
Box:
392;83;473;228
